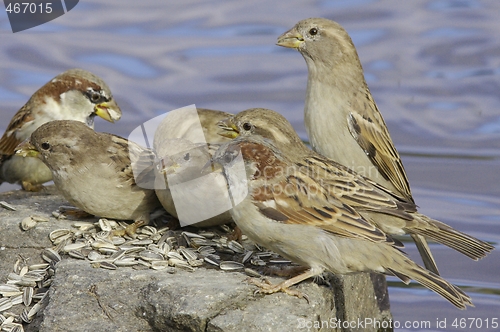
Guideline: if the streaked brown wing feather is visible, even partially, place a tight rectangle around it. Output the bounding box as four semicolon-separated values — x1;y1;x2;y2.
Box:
303;156;417;219
0;105;34;155
347;92;413;202
253;172;390;244
108;134;156;188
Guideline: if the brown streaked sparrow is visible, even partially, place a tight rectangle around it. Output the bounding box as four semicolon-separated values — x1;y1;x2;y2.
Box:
218;109;493;268
212;129;474;309
0;68;122;191
277;18;438;273
153;107;233;227
16;120;160;236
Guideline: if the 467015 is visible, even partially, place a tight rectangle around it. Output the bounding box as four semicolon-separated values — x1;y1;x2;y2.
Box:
5;2;53;14
452;317;498;329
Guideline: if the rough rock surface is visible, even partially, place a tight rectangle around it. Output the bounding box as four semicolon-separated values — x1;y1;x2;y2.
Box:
0;188;392;332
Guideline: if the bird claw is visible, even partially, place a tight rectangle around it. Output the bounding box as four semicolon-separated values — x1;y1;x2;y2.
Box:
111;220;147;238
246;277;310;303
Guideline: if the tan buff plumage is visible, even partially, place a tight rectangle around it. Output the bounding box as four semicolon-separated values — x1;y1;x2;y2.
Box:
218;108;493;263
214;117;481;308
277;18;439;273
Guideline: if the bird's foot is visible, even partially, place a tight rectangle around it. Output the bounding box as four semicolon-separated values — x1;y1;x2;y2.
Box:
247;277;309;303
58;206;94;219
112;220;147;238
22;181;45;192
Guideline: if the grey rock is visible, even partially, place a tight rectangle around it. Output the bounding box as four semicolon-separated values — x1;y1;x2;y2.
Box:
0;187;392;332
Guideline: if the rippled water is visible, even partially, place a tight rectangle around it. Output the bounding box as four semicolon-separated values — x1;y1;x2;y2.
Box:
1;0;499;329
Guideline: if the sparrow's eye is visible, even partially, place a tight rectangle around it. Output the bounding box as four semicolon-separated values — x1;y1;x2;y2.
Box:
90;92;101;102
242;122;252;131
86;89;104;103
41;142;50;150
309;27;318;36
183;153;190;161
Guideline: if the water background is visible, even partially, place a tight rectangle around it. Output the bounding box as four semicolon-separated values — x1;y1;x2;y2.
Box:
0;1;499;330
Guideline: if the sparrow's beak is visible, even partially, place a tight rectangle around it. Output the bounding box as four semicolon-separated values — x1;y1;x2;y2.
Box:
15;141;39;158
276;29;304;49
94;99;122;123
217;118;240;139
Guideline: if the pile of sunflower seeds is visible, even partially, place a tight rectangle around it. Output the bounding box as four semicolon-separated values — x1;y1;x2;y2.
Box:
45;218;290;274
0;255;52;332
0;215;293;330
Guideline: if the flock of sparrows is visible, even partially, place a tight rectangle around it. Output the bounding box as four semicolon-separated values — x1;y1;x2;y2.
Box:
2;18;494;309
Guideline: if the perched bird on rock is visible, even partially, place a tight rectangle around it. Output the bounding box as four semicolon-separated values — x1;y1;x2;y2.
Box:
216;108;492;308
277;18;438;273
0;68;121;191
16;120;160;236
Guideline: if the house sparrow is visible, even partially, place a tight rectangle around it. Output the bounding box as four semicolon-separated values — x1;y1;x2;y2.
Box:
277;18;437;273
0;68;122;191
218;108;493;264
16;120;160;236
153;107;233;227
211;130;474;309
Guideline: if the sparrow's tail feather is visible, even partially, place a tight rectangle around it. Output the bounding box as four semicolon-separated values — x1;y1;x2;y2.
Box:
411;216;494;261
411;234;440;275
387;257;473;310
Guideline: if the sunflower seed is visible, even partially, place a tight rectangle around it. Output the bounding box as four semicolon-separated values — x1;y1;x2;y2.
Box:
22;287;33;306
20;217;37;231
227;240;245;254
178;248;198;261
28;264;49;271
244;268;261;278
114;258;138;267
250;257;266;266
138;250;163;261
10;294;23;306
68;250;86;260
150;260;170;270
181;231;206;239
242;251;253;264
219;261;244;271
49;229;72;243
41;248;61;264
168;258;194;271
99;261;117;270
63;242;86;252
0;298;12;311
197;246;216;256
28;301;42;319
98;219;113;232
87;251;103;261
0;201;16;211
204;255;221;267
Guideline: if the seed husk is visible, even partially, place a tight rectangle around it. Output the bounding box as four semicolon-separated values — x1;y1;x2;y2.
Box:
219;261;244;271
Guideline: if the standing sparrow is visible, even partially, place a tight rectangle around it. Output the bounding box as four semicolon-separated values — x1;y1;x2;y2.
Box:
153;107;233;227
16;120;160;236
0;68;122;191
212;128;474;309
277;18;437;273
218;108;493;266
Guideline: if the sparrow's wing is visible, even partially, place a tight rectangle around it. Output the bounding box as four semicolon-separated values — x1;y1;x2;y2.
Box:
107;134;157;188
302;156;417;219
253;171;395;245
347;90;413;202
0;105;34;155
